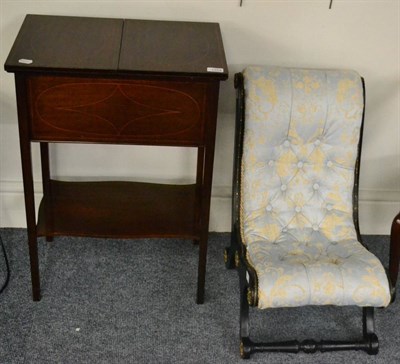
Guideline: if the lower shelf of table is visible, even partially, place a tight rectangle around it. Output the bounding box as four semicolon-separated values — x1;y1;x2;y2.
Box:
37;180;198;239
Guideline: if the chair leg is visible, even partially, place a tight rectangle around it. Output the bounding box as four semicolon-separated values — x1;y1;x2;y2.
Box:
238;264;252;359
362;307;379;355
237;282;380;359
225;227;240;269
223;246;237;270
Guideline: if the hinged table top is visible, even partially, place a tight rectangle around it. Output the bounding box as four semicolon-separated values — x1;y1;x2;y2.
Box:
4;14;228;79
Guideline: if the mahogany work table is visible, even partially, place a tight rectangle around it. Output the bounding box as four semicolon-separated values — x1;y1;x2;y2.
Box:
4;14;228;304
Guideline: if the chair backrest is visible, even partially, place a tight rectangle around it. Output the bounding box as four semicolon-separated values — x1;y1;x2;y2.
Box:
240;66;364;246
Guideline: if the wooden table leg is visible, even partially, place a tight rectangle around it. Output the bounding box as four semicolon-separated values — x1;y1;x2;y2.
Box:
193;146;205;247
389;212;400;292
15;74;41;301
196;142;217;304
40;142;54;242
196;145;207;304
20;138;41;301
196;83;219;304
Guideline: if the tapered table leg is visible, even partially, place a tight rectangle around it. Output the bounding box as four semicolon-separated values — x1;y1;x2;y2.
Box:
196;144;215;304
40;142;54;242
196;83;219;304
20;130;41;301
15;74;41;301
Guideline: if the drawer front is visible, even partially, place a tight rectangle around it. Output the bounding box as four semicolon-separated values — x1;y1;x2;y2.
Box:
28;76;208;145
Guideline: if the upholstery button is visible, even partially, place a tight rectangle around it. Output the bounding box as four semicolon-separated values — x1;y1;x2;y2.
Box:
297;161;304;168
266;204;273;212
327;160;333;168
283;140;290;147
326;204;333;211
295;206;302;213
312;224;319;231
314;139;321;146
281;184;287;191
282;227;288;233
313;183;320;190
268;160;274;167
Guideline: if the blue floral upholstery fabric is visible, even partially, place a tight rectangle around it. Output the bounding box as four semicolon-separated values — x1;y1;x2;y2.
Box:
240;66;391;309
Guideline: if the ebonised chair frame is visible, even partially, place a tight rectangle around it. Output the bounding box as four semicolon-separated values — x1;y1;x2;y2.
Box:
224;72;399;359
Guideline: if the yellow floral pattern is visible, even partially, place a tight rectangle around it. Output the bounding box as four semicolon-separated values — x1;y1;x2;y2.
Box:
240;66;391;309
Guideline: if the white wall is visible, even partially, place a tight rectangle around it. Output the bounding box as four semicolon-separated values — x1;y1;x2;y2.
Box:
1;0;399;234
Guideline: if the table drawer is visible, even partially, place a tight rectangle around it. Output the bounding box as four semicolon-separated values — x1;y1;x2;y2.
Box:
28;76;207;145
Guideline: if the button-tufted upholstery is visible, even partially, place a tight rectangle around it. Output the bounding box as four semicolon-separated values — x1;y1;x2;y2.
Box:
240;66;391;309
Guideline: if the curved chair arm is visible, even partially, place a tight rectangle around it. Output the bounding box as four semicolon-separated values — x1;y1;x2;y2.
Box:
389;212;400;297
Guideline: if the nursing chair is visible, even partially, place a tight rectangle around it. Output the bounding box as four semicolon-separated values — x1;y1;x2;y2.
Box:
224;66;399;358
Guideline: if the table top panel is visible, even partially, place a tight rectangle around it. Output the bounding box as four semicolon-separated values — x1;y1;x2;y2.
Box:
4;15;123;73
119;19;228;79
4;14;228;79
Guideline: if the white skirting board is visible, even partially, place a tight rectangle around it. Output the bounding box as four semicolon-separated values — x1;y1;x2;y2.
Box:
0;182;399;235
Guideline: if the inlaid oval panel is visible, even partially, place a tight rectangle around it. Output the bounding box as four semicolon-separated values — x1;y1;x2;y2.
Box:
30;78;204;144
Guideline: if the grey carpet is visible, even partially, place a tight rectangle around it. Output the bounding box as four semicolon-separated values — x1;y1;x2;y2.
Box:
0;229;399;363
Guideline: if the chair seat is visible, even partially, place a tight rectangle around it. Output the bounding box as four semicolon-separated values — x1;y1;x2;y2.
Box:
247;238;391;308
